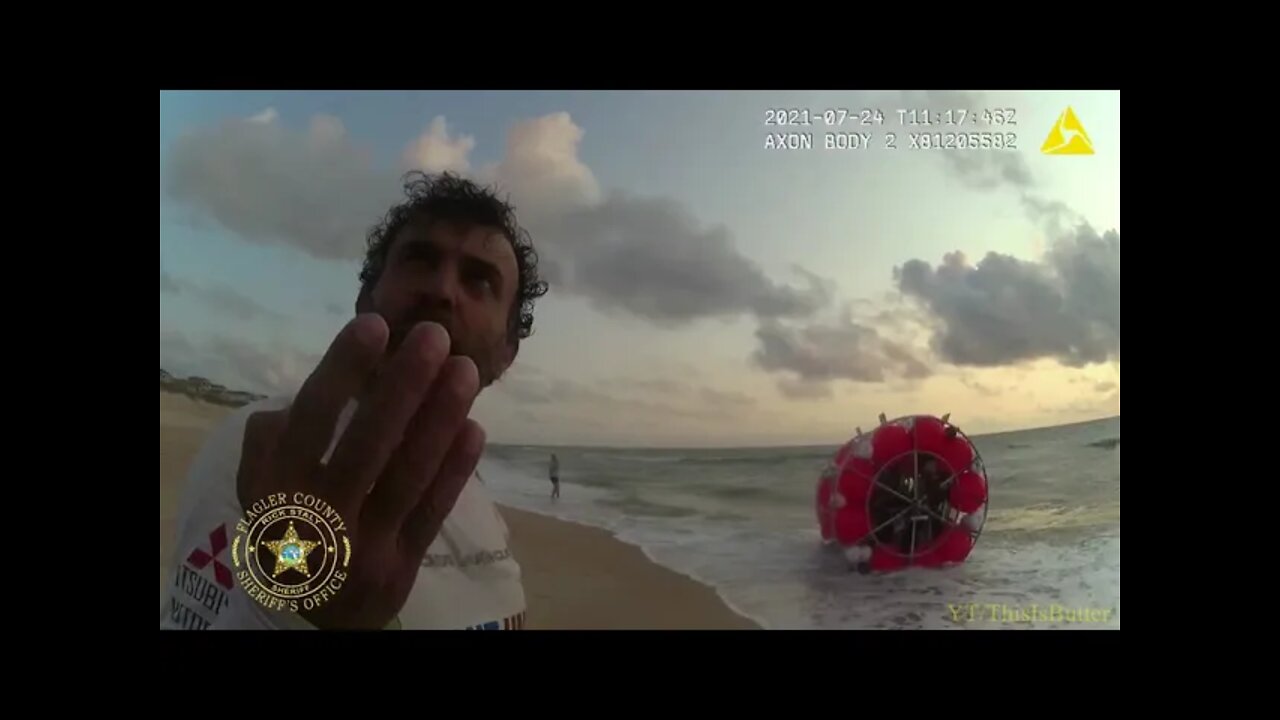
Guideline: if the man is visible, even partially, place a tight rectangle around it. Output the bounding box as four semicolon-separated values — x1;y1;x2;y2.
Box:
549;453;560;500
160;172;548;630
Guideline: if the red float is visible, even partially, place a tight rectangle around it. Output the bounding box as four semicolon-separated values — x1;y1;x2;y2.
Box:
870;546;908;572
817;414;989;573
914;546;947;568
914;415;947;451
816;476;834;540
949;470;988;513
833;440;853;468
872;424;912;466
937;529;974;564
837;460;873;501
943;441;975;476
834;507;870;546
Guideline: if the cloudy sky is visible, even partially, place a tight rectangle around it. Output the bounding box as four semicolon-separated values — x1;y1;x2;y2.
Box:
159;90;1120;447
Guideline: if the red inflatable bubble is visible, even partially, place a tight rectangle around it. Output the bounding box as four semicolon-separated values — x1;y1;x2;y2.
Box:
834;441;853;468
911;536;951;567
944;439;974;475
818;414;988;573
870;546;908;572
937;530;974;563
914;415;947;452
834;507;871;545
872;424;912;466
837;461;874;502
949;470;987;513
843;456;876;478
816;477;834;540
915;415;975;475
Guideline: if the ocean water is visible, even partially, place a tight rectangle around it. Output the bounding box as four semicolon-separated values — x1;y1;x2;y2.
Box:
479;416;1120;630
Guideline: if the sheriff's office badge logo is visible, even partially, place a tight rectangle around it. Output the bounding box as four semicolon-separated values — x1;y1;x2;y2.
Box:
231;493;352;614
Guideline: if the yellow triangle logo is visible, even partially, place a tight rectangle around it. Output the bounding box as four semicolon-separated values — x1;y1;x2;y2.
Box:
1041;106;1094;155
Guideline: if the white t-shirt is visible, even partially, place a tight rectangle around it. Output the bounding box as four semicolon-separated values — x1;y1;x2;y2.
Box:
160;396;527;630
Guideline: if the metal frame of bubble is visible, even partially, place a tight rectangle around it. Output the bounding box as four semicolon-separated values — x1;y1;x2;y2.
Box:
831;414;988;570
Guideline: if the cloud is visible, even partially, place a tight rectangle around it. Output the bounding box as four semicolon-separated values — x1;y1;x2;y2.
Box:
325;302;347;317
635;356;706;380
167;109;830;332
494;370;753;422
539;195;831;324
1046;393;1120;417
491;365;558;405
1021;194;1086;240
208;337;319;395
901;93;1106;250
160;269;181;294
777;378;834;400
896;92;1118;369
183;108;1140;387
699;387;756;409
160;331;198;373
166;111;397;261
482;112;601;221
607;377;686;395
160;270;280;322
783;94;1121;380
494;374;555;405
582;374;756;410
959;375;1002;397
200;285;277;321
896;224;1120;368
468;113;830;325
750;295;939;400
1094;381;1117;394
752;309;931;388
900;90;1034;191
404;115;474;174
1048;225;1121;343
248;107;278;124
160;330;320;395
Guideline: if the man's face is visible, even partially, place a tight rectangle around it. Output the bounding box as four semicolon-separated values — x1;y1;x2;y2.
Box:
365;218;519;388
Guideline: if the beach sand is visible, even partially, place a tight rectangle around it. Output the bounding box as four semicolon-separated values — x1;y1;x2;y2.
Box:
159;391;758;629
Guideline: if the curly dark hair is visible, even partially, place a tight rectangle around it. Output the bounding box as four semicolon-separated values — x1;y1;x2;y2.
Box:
358;171;549;348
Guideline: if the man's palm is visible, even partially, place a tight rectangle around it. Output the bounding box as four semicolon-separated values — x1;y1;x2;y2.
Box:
236;315;484;629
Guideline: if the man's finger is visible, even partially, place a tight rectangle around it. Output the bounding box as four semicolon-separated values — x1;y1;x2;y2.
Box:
325;322;450;513
399;419;485;559
278;314;388;475
236;409;289;510
364;356;480;529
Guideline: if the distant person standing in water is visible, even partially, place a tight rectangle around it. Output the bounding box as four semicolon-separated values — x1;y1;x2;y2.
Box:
549;453;560;500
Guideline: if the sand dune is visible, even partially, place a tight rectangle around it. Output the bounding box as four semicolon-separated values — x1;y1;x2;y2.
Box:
159;390;756;629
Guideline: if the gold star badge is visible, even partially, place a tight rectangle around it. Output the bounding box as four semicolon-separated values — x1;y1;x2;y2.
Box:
262;521;320;578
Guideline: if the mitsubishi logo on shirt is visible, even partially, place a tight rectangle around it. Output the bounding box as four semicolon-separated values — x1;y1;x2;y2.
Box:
187;524;234;590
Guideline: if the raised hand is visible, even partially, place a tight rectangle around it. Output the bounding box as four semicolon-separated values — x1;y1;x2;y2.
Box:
236;314;485;629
